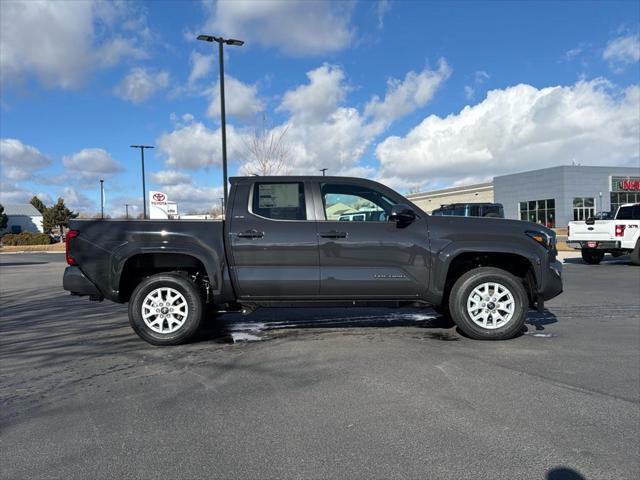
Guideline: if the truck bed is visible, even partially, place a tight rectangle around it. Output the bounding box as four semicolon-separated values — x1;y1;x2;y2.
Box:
67;219;226;302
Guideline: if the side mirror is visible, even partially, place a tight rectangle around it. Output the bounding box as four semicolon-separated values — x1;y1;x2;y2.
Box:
389;204;416;226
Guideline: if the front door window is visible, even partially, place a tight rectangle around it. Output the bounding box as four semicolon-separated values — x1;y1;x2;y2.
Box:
322;183;396;222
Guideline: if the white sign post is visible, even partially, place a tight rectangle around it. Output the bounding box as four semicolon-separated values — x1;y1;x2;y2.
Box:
149;191;171;219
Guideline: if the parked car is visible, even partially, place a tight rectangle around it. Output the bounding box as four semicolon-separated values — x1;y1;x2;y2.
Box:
338;209;388;222
431;203;504;218
63;176;562;345
586;211;613;222
567;203;640;265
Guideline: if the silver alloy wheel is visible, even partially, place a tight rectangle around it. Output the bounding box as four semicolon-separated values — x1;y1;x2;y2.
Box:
141;287;189;334
466;281;515;330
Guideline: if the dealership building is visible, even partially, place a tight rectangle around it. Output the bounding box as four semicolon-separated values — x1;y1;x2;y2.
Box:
407;165;640;228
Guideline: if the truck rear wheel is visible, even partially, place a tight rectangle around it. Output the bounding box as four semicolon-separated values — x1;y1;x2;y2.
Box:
128;273;204;346
631;240;640;266
581;249;605;265
448;267;527;340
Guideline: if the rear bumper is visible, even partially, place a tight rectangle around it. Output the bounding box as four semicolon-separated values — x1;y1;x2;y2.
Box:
567;240;620;250
63;266;102;298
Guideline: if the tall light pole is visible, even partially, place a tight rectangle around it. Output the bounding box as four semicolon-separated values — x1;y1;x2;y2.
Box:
125;203;130;219
197;34;244;215
320;168;328;176
100;179;104;219
130;145;154;219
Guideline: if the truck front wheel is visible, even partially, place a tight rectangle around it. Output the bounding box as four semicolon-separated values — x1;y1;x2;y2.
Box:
581;249;605;265
448;267;528;340
128;273;204;346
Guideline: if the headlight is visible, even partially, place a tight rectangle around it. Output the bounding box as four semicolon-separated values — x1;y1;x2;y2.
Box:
526;230;552;249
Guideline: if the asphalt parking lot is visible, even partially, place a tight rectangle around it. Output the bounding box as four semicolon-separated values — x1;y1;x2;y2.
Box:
1;252;639;480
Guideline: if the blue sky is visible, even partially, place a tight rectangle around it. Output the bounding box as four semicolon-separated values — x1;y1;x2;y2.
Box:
1;0;639;216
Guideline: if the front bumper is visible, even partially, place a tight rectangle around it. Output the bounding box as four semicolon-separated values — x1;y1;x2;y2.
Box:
541;259;563;301
63;266;102;298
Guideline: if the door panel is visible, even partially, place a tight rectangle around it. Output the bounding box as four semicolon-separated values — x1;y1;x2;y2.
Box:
318;221;429;297
229;181;319;298
316;181;430;299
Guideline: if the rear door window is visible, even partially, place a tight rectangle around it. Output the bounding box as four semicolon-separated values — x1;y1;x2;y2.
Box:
251;182;306;220
616;205;640;220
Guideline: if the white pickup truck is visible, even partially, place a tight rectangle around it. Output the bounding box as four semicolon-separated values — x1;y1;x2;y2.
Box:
567;203;640;265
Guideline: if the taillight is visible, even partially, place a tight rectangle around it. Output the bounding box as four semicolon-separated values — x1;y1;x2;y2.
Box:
615;225;626;237
66;230;79;265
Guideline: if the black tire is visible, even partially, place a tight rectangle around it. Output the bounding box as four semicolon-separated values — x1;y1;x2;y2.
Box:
128;273;204;346
610;251;624;258
448;267;528;340
631;240;640;266
581;249;605;265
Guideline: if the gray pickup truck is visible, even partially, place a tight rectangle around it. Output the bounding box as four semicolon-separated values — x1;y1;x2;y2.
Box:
63;176;562;345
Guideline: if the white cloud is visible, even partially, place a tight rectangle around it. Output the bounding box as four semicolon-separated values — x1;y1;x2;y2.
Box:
364;59;451;129
61;186;94;212
603;33;640;72
464;85;475;100
151;170;193;186
188;51;214;86
474;70;490;83
204;0;355;56
207;75;265;121
464;70;490;102
158;61;450;179
156;121;243;169
148;166;223;214
376;80;640;185
1;0;148;89
278;64;347;122
62;148;124;184
160;184;224;214
114;68;170;104
376;0;391;30
0;138;51;181
254;60;450;176
564;46;584;61
0;180;31;204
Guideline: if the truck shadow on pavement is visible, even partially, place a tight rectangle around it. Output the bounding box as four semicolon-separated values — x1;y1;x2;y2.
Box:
563;255;632;266
196;307;559;343
546;466;586;480
197;308;463;343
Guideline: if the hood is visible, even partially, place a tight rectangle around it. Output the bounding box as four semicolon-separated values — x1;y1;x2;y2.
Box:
427;215;555;238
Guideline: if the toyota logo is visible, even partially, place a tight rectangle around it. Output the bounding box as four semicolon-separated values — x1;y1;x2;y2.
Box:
153;193;166;201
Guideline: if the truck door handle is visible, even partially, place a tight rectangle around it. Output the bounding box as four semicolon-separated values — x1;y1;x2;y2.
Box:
320;231;348;239
237;229;264;239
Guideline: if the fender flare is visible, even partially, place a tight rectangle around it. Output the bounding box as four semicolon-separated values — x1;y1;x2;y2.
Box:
110;243;224;300
432;240;542;298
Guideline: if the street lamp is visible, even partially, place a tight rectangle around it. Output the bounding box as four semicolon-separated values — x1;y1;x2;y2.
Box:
197;34;244;215
100;179;104;219
130;145;154;219
320;168;328;176
125;203;130;219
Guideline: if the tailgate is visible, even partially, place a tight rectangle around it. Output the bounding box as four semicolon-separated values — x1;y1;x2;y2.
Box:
568;221;613;241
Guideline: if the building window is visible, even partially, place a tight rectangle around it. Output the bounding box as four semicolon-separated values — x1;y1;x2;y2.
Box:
573;197;595;221
610;176;640;214
519;199;555;228
610;191;640;214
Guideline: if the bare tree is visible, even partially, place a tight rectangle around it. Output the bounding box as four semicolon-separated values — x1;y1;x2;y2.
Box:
240;116;291;176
